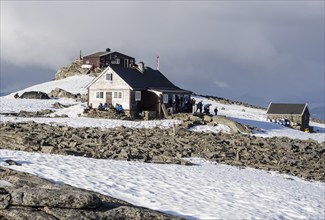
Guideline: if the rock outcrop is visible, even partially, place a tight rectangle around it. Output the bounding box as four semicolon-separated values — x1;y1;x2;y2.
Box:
172;113;251;134
0;121;324;182
48;88;81;100
0;167;183;220
55;60;89;80
211;116;250;133
54;60;102;80
19;91;50;100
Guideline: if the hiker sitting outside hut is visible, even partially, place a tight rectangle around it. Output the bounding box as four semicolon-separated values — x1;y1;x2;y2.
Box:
115;104;124;114
98;103;104;111
102;103;108;110
84;104;95;114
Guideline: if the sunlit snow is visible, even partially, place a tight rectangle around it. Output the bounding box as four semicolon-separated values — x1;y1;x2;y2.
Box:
0;150;324;219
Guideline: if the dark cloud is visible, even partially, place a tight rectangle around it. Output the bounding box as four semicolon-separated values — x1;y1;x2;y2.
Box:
1;1;324;110
0;60;55;95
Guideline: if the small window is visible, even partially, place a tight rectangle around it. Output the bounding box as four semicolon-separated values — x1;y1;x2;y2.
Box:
163;94;168;104
106;73;112;81
96;92;104;99
116;58;120;64
135;91;141;101
114;91;123;99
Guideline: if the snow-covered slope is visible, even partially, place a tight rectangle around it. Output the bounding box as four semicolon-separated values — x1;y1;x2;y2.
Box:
1;150;324;219
5;75;94;98
191;95;325;143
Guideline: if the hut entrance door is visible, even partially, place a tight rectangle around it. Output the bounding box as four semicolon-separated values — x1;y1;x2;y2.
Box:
106;92;112;104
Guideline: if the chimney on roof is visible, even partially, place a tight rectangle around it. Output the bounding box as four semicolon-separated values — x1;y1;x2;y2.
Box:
138;62;145;73
106;48;111;52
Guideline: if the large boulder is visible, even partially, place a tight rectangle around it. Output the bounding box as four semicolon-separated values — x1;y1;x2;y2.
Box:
48;88;81;100
19;91;50;99
212;116;251;134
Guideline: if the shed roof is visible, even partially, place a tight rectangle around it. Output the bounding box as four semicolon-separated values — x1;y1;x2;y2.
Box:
266;103;308;115
110;66;191;93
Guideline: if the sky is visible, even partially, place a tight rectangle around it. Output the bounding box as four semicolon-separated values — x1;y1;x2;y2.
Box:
1;1;324;109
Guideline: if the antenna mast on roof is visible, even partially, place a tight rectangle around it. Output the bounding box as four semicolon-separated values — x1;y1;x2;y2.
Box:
156;55;160;70
79;50;82;60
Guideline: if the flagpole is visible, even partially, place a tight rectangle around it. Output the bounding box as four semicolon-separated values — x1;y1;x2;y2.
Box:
156;55;160;70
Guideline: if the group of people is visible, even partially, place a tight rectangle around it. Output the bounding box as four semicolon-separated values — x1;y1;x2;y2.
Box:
194;99;218;115
97;102;124;113
172;95;193;113
170;96;218;116
84;102;124;114
97;103;112;111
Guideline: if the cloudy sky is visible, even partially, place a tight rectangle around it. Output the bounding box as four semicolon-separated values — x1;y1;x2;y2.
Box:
1;1;324;109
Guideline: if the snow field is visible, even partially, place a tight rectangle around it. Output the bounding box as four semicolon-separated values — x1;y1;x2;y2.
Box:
0;150;324;219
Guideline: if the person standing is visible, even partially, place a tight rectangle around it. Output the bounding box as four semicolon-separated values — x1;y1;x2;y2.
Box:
214;106;218;116
196;100;203;113
191;98;196;113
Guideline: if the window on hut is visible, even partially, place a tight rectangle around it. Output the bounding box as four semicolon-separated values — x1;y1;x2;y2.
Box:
96;92;104;99
135;91;141;101
106;73;113;81
114;91;123;99
163;94;168;104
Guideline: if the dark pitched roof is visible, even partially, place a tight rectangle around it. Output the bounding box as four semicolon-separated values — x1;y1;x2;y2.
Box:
83;51;135;59
266;103;308;115
110;66;191;93
111;52;135;59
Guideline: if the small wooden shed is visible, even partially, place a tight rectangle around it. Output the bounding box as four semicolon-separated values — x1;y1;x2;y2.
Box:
266;103;310;131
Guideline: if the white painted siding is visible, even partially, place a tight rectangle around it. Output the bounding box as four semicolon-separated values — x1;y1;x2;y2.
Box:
88;68;132;110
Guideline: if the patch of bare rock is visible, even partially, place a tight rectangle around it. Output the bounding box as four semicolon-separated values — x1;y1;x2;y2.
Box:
0;167;183;220
0;116;324;182
54;60;102;80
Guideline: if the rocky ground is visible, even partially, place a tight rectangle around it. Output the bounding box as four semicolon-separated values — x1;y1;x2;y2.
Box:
0;167;183;220
0;114;324;182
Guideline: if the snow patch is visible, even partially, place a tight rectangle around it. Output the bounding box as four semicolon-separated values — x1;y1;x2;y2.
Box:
1;150;323;219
